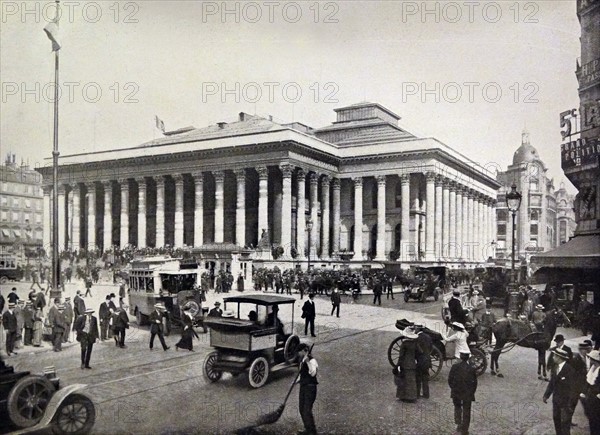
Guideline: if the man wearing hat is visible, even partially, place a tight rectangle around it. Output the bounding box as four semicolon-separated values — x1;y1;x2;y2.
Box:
548;335;573;373
448;352;478;435
571;340;593;418
63;297;74;343
479;302;496;345
297;343;318;435
149;304;169;351
208;301;223;317
302;293;317;337
448;290;467;325
22;301;34;346
580;350;600;434
468;290;485;322
74;308;99;369
99;295;111;340
14;300;24;349
543;347;579;435
531;304;546;332
73;290;86;318
51;304;67;352
2;303;18;356
415;325;433;399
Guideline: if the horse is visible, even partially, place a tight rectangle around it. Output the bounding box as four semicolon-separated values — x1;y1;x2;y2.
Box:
490;308;571;379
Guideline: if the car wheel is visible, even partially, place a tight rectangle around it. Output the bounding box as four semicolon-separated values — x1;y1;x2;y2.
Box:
52;393;96;435
0;276;8;284
249;356;269;388
7;375;56;428
203;351;222;383
469;348;488;376
283;335;301;364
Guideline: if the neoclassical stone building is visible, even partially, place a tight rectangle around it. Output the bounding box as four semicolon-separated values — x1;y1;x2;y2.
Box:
36;103;500;268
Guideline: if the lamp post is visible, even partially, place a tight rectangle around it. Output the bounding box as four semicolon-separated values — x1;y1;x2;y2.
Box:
505;184;522;285
306;218;313;271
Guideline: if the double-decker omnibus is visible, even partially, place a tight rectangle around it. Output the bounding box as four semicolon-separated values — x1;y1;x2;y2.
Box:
127;257;207;332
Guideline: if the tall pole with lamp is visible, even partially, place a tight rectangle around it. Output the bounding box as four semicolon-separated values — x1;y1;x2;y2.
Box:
505;183;522;315
306;218;313;271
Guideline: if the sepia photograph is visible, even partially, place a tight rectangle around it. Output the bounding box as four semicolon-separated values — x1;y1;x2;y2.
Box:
1;1;599;434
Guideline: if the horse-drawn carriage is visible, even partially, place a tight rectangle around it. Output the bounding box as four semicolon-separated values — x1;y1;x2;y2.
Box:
0;359;95;434
387;319;488;379
202;295;303;388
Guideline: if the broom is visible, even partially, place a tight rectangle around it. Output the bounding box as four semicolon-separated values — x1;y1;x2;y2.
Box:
237;344;314;434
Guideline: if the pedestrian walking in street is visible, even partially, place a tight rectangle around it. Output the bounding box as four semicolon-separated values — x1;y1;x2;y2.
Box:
237;273;245;292
73;290;86;318
330;287;341;318
149;303;169;351
32;307;43;347
302;294;316;337
112;305;129;348
394;329;418;403
63;297;74;343
579;350;600;435
448;352;478;435
543;348;579;435
373;279;383;306
297;343;318;435
570;340;593;422
2;303;18;356
14;300;24;349
449;290;467;325
84;276;93;297
468;290;485;322
175;306;196;351
74;308;99;369
34;290;46;314
99;295;111;340
548;334;573;373
30;270;44;291
386;276;395;300
23;301;34;346
415;325;432;399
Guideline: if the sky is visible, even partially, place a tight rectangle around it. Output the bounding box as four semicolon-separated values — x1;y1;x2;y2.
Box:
0;1;582;192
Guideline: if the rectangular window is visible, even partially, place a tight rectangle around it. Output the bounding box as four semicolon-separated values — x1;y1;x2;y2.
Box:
24;213;30;223
12;211;19;221
497;224;506;236
1;196;7;206
529;179;539;191
25;199;31;208
1;211;7;221
530;224;538;235
36;213;42;224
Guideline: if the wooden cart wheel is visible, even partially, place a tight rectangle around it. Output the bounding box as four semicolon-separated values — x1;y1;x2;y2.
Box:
249;356;269;388
203;351;222;383
429;345;444;380
7;375;56;428
468;348;488;376
387;336;404;367
52;393;96;435
283;335;300;364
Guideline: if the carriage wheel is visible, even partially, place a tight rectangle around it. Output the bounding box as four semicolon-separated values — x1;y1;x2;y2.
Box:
249;357;269;388
387;337;404;367
283;335;301;364
52;393;96;435
7;375;56;428
203;351;222;383
468;348;488;376
429;345;444;380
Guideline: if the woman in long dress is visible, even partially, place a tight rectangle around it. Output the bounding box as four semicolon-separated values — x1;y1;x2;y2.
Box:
175;308;195;351
32;308;43;347
395;330;418;402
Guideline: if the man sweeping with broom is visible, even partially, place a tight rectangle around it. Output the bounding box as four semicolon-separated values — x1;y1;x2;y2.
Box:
297;343;319;435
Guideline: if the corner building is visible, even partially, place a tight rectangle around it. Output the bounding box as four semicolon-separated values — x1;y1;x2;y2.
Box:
36;103;500;269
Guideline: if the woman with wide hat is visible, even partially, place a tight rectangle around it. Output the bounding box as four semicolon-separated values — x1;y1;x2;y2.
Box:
394;328;419;402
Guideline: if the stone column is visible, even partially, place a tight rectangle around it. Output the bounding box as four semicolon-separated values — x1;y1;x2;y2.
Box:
42;186;52;250
332;178;341;257
400;174;410;260
174;174;185;247
491;199;497;256
213;171;225;244
280;165;293;256
442;179;450;258
424;172;436;261
455;187;463;259
136;177;147;248
119;179;129;248
257;166;269;241
375;175;387;261
449;182;457;259
70;183;80;251
467;190;475;261
434;176;443;259
309;173;319;259
478;196;485;261
296;169;306;259
461;187;469;259
155;176;165;248
353;177;364;260
192;173;203;247
321;175;331;259
57;184;66;251
86;183;96;250
102;181;112;250
234;169;246;247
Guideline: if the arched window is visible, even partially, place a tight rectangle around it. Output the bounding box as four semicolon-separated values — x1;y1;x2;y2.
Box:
371;183;377;209
394;223;401;251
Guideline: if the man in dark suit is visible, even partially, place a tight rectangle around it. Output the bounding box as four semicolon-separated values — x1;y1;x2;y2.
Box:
73;290;86;318
208;301;223;317
302;294;316;337
74;308;99;369
448;352;478;435
149;303;169;351
580;350;600;434
543;348;579;435
448;290;467;324
112;306;129;348
99;295;111;341
51;305;67;352
330;287;341;318
415;325;433;399
2;303;18;356
372;279;383;306
22;302;34;346
547;334;573;372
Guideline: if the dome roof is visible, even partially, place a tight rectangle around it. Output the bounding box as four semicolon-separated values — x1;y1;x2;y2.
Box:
512;130;541;165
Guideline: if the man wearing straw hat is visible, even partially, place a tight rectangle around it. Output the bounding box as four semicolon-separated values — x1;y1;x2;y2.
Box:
74;308;99;369
149;303;169;351
543;347;579;435
579;349;600;434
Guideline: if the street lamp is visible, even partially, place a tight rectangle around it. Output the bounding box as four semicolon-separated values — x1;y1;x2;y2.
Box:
505;184;522;285
306;218;313;270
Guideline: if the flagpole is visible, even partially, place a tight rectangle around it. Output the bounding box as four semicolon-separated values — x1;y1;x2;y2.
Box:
51;0;60;295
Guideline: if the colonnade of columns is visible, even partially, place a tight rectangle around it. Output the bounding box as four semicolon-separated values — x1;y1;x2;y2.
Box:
42;167;496;262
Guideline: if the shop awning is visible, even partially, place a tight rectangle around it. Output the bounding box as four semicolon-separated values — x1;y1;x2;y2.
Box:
530;234;600;271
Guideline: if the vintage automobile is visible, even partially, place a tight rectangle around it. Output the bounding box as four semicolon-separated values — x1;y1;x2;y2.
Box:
202;295;303;388
0;357;95;434
403;267;444;303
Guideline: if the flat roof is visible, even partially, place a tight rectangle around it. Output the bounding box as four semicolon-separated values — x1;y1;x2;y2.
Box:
223;295;296;306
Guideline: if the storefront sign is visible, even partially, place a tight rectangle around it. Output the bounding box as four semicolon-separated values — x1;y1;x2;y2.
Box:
578;0;599;12
561;137;600;169
578;58;600;88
